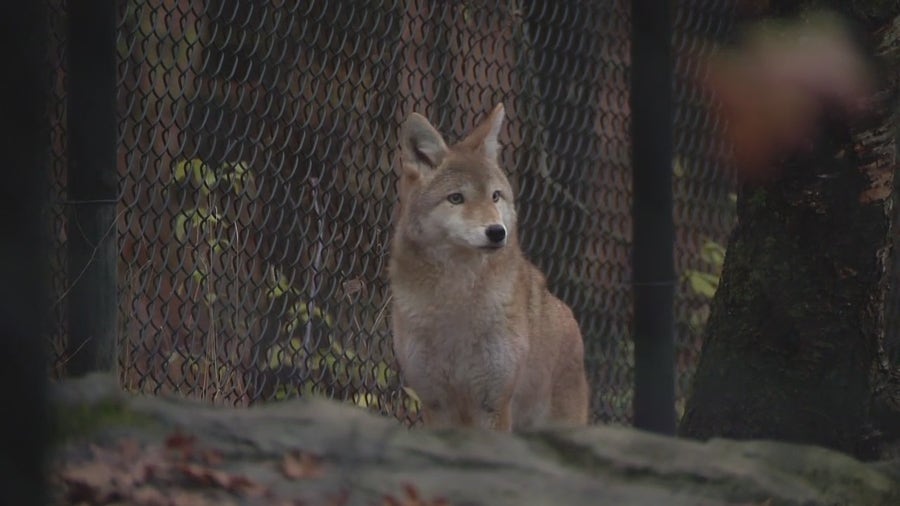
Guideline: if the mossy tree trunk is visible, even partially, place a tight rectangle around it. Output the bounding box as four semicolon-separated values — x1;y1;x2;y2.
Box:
680;4;900;458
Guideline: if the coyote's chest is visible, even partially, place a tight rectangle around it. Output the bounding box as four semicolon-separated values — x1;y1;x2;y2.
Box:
392;280;512;351
391;277;526;403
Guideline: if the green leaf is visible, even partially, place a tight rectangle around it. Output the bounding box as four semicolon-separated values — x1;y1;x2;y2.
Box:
191;160;204;185
323;350;336;370
223;161;252;195
374;360;392;389
266;268;288;299
312;307;334;327
189;159;217;194
689;306;710;330
273;385;291;401
296;301;310;323
190;207;221;229
673;157;686;178
173;160;189;183
174;213;189;242
331;340;354;360
191;207;205;227
191;268;206;284
402;386;421;405
265;339;305;370
353;392;377;408
685;270;720;298
209;238;231;254
269;268;293;300
700;241;726;267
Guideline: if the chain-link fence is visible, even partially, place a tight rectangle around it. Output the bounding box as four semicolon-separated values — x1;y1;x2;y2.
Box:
46;0;737;425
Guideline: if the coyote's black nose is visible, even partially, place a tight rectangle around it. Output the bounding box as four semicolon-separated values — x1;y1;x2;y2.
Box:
485;224;507;244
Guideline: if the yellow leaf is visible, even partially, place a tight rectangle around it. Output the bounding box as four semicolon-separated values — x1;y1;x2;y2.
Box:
685;270;719;298
402;386;422;405
700;241;726;267
174;213;189;242
173;160;189;183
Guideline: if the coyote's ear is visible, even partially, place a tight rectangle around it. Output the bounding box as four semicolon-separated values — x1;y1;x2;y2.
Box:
483;103;505;160
399;112;448;176
460;103;505;161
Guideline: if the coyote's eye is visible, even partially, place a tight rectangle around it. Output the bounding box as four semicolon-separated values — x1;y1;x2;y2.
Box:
447;192;464;204
492;190;502;202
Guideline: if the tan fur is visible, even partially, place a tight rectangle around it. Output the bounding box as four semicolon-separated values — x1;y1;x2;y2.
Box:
389;103;590;431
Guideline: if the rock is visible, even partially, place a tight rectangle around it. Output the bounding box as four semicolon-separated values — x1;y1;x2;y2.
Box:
50;374;900;506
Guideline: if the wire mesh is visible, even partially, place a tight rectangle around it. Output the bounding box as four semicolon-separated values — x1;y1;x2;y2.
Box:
47;0;69;378
47;0;737;425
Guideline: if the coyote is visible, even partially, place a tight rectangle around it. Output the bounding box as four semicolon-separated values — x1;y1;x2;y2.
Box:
389;104;589;430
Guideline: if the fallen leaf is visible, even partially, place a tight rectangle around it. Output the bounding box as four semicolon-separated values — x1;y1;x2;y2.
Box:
381;483;449;506
57;435;274;505
225;472;269;497
59;460;120;504
131;485;170;506
178;462;267;497
200;448;225;466
178;462;230;487
170;489;237;506
165;431;198;460
342;278;366;298
281;450;325;480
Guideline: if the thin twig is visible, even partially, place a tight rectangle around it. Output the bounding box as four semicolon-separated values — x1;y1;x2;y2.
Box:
51;204;129;308
305;177;325;353
371;293;392;331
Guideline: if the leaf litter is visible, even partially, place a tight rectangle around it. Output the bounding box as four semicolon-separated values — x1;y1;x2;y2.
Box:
54;430;449;505
55;430;273;505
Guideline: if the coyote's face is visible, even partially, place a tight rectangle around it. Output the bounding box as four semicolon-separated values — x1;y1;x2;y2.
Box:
396;104;516;254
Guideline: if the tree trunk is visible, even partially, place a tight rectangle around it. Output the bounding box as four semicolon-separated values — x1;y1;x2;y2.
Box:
680;5;900;459
0;1;51;503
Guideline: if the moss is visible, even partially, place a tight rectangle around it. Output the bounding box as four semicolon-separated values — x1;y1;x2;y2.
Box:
52;399;156;443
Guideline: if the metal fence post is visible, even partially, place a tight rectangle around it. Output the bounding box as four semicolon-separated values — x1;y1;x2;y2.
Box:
65;0;118;375
630;0;676;434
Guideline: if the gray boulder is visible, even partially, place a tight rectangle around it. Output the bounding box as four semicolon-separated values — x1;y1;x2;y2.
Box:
50;374;900;506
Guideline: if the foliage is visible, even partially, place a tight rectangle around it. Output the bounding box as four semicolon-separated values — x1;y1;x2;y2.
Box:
164;157;418;419
685;241;726;299
263;266;402;410
682;191;735;333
